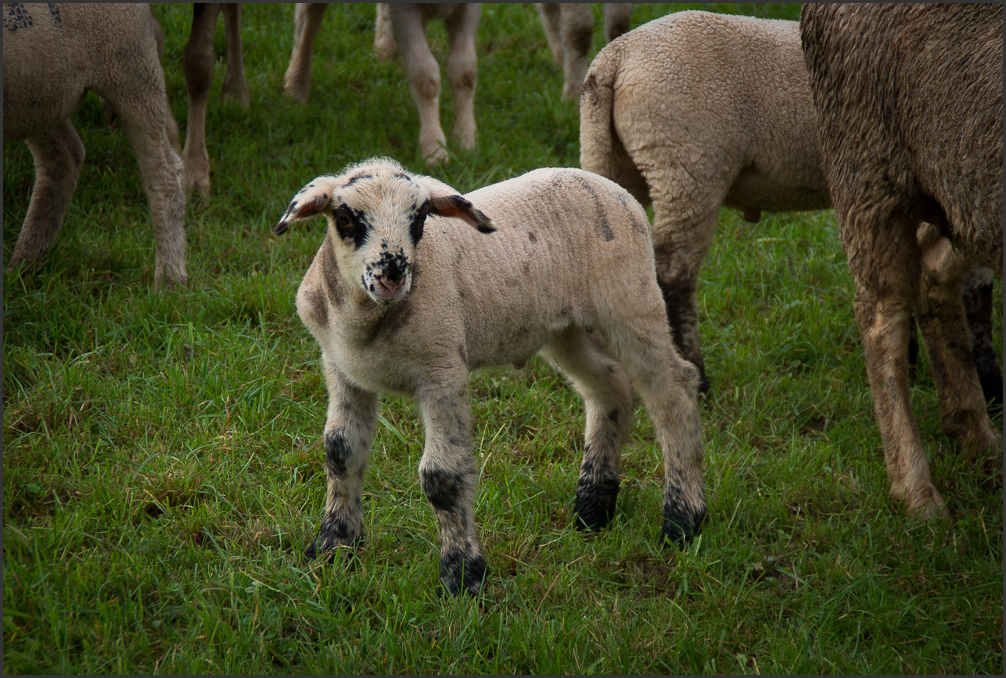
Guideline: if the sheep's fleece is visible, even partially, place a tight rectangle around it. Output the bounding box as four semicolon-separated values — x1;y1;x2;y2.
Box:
275;158;706;595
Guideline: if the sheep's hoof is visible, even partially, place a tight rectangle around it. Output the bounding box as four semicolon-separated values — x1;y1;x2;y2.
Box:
900;483;951;521
305;533;363;564
574;475;620;530
438;551;488;597
662;502;707;548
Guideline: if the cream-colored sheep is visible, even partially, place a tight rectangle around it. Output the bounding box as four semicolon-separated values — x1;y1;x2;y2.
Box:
579;10;832;391
284;3;480;166
579;9;1003;402
537;3;631;100
4;2;187;286
801;3;1003;517
274;158;706;595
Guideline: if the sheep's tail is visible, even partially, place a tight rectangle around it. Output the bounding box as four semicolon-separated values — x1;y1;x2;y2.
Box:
578;47;619;181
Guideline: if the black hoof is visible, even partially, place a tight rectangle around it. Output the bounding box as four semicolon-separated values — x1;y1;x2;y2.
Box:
439;552;488;597
304;533;362;563
662;503;707;548
574;474;620;531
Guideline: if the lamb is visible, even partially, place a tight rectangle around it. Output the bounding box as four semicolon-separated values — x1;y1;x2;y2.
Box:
180;3;248;196
536;3;631;100
800;3;1003;517
3;2;187;286
283;3;480;166
274;157;707;595
579;10;832;391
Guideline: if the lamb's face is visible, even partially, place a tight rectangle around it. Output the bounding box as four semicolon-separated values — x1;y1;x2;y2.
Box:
275;158;496;305
325;171;430;305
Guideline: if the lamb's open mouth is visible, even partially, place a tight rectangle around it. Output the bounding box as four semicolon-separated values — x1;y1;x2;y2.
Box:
370;274;409;303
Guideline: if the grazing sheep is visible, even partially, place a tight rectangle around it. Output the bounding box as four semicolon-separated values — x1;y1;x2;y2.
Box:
3;2;187;286
801;3;1003;517
181;3;248;196
579;10;831;391
536;3;631;100
274;157;706;595
283;3;480;166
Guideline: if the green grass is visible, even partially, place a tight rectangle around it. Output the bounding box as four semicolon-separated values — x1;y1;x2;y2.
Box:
4;3;1002;674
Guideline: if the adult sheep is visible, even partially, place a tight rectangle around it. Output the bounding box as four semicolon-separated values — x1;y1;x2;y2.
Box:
283;3;480;166
578;9;1002;404
3;2;187;286
800;3;1002;517
580;10;831;392
274;158;707;596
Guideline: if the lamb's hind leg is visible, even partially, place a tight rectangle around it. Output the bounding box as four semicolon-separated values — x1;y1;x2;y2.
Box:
306;355;378;561
541;328;634;531
417;379;487;596
600;310;706;546
8;120;85;271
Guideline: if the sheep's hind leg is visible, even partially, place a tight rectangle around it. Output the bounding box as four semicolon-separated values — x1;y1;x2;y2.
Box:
284;3;329;103
847;210;948;516
650;200;719;394
390;4;448;166
445;4;479;151
107;50;188;286
540;329;633;531
8;121;85;272
600;314;707;547
182;3;222;196
915;226;1001;457
417;380;487;596
962;266;1003;412
221;4;249;107
307;356;378;562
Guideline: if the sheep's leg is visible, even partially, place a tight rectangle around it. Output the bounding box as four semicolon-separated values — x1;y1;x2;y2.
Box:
602;3;631;42
445;4;479;151
150;8;182;153
915;227;1001;456
417;381;487;596
284;3;329;103
559;3;594;100
536;3;564;64
182;3;222;196
962;265;1003;411
306;356;378;561
221;4;249;107
650;198;719;394
390;5;447;165
845;210;950;516
110;82;188;287
8;121;86;271
599;314;707;546
541;329;634;531
373;3;396;60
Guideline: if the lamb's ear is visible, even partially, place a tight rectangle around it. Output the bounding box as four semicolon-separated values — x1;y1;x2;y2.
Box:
414;175;495;234
273;177;339;235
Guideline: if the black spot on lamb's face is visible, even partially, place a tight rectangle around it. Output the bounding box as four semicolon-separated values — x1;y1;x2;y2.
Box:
331;206;369;249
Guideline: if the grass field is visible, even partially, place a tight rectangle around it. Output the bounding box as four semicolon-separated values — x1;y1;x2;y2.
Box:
3;3;1002;674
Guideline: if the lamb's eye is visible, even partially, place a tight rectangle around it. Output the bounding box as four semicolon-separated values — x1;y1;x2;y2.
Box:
334;213;352;229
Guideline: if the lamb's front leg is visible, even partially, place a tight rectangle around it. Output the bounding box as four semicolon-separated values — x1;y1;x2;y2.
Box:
306;356;378;561
417;382;487;596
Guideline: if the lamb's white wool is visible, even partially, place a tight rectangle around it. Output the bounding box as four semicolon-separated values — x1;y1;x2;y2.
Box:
579;10;831;390
4;2;187;286
276;157;707;596
284;3;480;166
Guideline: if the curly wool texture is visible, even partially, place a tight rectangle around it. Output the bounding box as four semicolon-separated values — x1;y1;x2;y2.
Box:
579;10;830;389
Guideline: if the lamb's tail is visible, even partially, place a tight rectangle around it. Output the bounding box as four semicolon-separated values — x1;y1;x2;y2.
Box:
578;46;619;182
